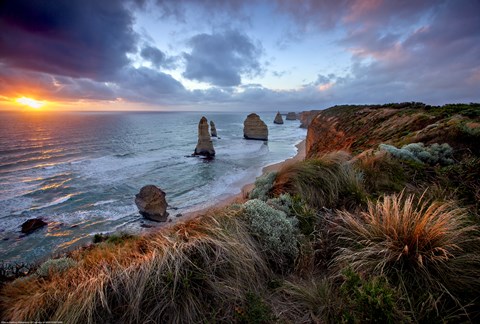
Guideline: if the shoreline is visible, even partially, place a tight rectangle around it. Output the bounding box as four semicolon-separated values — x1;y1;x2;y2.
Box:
176;139;306;224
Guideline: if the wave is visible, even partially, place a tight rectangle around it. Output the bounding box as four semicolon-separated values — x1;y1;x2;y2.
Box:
31;194;73;210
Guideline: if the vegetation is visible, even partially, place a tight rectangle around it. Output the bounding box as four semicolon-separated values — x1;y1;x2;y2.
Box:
2;102;479;322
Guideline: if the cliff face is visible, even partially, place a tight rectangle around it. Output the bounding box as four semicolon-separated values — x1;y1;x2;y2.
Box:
306;103;480;158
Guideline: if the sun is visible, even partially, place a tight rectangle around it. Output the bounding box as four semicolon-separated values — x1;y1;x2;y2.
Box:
15;97;45;109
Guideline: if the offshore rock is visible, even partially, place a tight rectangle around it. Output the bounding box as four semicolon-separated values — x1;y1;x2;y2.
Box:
194;116;215;157
21;218;47;234
135;185;169;222
244;113;268;141
274;112;284;124
286;112;297;120
210;120;217;137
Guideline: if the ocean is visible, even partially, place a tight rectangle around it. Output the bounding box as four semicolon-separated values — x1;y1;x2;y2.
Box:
0;111;306;263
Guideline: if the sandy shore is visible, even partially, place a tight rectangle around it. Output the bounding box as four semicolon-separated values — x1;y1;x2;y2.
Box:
176;139;306;223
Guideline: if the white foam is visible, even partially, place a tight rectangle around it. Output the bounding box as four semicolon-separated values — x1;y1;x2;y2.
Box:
31;194;73;210
93;199;117;206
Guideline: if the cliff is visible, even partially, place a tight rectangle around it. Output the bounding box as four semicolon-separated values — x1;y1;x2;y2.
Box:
305;103;480;158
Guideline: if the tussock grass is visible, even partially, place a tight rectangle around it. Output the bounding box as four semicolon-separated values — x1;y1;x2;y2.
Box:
271;151;365;209
1;208;270;323
333;192;480;318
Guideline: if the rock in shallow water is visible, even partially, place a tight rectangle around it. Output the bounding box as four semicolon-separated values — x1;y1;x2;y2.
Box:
135;185;169;222
194;116;215;157
244;113;268;140
286;112;297;120
210;120;217;137
274;111;284;124
21;218;47;234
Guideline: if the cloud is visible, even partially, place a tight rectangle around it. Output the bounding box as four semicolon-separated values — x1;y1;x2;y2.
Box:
140;45;177;69
0;0;137;80
183;30;263;87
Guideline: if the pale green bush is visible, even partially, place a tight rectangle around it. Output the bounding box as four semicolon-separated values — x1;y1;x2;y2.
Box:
249;172;277;201
267;193;294;216
242;199;298;263
36;257;76;278
379;142;453;165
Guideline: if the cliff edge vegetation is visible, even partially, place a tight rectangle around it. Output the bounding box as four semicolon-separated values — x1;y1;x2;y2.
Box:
1;103;479;323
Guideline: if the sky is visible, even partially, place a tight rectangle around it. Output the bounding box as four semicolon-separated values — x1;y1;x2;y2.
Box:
0;0;479;111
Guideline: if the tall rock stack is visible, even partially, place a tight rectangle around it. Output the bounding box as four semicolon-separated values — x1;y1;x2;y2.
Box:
194;116;215;157
286;112;297;120
243;113;268;141
210;120;217;137
274;111;284;124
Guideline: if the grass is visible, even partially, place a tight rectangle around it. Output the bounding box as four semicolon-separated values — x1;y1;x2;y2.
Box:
271;151;366;210
333;192;480;320
1;207;270;323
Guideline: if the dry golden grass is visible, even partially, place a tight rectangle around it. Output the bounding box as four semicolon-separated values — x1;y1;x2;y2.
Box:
333;192;480;294
1;207;270;323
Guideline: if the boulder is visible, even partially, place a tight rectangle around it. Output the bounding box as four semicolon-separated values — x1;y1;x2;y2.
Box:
21;218;47;234
210;120;217;137
286;112;297;120
194;117;215;157
135;185;169;222
244;113;268;141
274;111;284;124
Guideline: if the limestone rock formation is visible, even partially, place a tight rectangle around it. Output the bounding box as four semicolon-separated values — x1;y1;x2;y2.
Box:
244;113;268;141
210;120;217;137
194;117;215;157
135;185;169;222
21;218;47;234
286;112;297;120
274;112;284;124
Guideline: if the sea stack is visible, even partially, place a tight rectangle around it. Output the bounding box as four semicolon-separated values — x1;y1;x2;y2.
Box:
135;185;169;222
286;112;297;120
244;113;268;141
194;116;215;157
210;120;217;137
274;111;284;124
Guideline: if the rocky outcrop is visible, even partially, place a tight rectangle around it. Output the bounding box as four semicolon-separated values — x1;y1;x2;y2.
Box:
299;110;322;128
244;113;268;141
274;112;284;124
286;112;297;120
194;117;215;157
135;185;169;222
21;218;47;234
210;120;217;137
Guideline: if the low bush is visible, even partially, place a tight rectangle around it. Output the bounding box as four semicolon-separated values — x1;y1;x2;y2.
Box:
249;172;277;201
379;142;454;165
242;199;298;269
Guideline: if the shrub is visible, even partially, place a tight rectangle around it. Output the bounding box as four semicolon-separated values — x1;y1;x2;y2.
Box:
266;193;293;215
235;292;275;323
271;152;366;209
35;258;76;278
333;193;480;319
249;172;277;201
379;142;454;165
340;268;406;323
242;199;299;267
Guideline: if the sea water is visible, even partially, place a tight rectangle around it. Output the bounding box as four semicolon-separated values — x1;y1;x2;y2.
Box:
0;111;306;263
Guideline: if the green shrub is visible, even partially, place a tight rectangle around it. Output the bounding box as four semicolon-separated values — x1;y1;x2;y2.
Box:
235;292;275;323
35;258;76;278
249;172;277;201
266;193;293;215
379;142;454;165
340;268;406;323
242;199;298;266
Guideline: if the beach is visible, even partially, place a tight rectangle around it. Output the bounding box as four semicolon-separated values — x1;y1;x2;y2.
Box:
178;139;306;223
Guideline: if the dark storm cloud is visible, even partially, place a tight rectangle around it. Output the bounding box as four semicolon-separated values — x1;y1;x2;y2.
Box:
140;45;177;69
183;30;263;87
0;0;137;80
